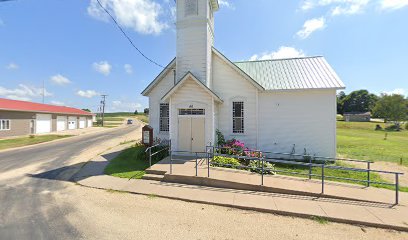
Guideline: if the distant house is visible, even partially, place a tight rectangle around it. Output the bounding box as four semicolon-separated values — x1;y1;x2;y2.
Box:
0;98;94;138
344;112;371;122
141;0;345;158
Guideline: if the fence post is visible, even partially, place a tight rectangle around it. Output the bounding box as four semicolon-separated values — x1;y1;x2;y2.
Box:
321;164;325;194
170;151;172;174
261;158;264;186
149;147;152;167
396;173;399;205
207;146;211;178
367;162;371;187
195;152;198;177
308;156;312;180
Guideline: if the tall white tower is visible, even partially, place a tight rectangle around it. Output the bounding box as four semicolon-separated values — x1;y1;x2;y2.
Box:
176;0;219;87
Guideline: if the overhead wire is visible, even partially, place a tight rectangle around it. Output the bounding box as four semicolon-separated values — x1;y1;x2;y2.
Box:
95;0;168;69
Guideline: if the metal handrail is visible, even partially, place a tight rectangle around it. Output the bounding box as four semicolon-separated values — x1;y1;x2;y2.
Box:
168;146;404;205
145;142;171;167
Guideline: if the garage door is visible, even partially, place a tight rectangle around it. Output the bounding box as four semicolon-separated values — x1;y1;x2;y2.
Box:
57;116;67;131
87;119;92;128
36;114;52;134
79;117;86;129
68;117;77;130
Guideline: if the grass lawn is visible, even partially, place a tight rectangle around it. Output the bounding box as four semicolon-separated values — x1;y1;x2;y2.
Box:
0;135;73;151
104;144;166;179
135;114;148;123
103;117;125;122
337;121;408;166
273;161;408;192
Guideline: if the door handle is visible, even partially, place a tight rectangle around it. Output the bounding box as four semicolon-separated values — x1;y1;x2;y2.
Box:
191;138;194;141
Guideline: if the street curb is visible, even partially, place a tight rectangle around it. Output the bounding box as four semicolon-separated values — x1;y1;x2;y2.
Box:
73;179;408;233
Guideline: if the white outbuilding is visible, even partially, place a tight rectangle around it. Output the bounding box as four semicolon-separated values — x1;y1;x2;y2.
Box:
141;0;345;158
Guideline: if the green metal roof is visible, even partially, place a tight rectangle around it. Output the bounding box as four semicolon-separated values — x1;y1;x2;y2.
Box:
234;56;345;90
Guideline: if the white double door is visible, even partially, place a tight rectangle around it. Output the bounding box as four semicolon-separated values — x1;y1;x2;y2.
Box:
178;117;205;153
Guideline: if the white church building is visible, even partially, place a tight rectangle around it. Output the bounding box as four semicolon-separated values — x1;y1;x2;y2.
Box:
142;0;345;158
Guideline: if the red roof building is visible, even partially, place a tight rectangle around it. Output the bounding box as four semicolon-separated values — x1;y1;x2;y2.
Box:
0;98;93;116
0;98;94;138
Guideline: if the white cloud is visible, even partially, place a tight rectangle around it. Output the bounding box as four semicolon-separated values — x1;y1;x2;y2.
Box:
124;64;133;74
76;90;100;98
382;88;406;96
93;61;112;76
50;74;71;85
249;47;306;61
297;17;326;39
109;100;143;112
87;0;168;35
331;0;370;16
380;0;408;10
50;100;65;106
219;0;234;9
301;0;370;16
6;63;19;70
0;84;52;101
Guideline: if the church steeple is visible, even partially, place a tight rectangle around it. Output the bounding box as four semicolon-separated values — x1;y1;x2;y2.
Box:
176;0;219;87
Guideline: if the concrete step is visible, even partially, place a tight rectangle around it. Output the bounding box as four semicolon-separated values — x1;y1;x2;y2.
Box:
145;169;167;175
142;174;164;181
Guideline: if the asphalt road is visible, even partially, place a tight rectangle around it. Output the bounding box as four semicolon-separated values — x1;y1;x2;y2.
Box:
0;124;140;239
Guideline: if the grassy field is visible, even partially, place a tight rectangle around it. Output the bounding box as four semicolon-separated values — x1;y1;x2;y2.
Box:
0;135;73;151
104;144;166;179
337;121;408;166
98;113;149;127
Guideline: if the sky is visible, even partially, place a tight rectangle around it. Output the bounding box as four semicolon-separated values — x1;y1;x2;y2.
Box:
0;0;407;113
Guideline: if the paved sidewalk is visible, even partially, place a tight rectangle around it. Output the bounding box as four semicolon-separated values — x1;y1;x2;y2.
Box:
72;147;408;232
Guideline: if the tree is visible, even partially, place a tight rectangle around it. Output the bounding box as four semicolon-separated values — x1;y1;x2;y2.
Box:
82;109;91;112
341;90;378;113
134;110;138;115
336;91;347;114
372;94;408;128
144;108;149;115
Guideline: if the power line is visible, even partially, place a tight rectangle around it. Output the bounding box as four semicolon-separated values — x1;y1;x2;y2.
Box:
100;94;108;127
95;0;167;69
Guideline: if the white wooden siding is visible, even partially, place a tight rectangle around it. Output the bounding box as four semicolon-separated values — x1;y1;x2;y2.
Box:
148;70;175;140
176;0;213;85
212;53;258;149
170;77;214;150
258;89;337;158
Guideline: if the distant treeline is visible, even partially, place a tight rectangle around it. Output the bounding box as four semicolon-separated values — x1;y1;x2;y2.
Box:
337;90;408;127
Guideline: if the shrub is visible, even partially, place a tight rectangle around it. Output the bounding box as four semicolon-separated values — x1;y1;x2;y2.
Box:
249;160;276;175
385;124;402;131
211;156;240;169
405;122;408;130
215;129;226;147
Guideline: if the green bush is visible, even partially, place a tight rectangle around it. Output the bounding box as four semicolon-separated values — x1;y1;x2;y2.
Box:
405;122;408;130
211;156;240;169
249;161;276;175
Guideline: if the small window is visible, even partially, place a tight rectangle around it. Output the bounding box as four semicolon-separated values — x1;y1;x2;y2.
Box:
232;102;244;133
160;103;169;132
185;0;198;17
0;119;11;131
178;109;205;115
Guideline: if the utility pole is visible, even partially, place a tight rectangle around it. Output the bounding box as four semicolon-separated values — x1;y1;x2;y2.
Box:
101;95;108;127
